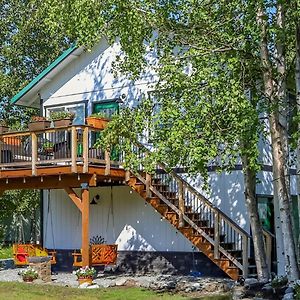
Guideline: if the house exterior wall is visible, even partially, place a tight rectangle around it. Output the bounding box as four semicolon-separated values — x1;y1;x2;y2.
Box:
43;186;195;251
38;39;297;275
41;38;158;113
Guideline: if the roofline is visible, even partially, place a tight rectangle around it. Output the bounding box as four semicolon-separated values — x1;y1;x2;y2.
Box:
10;45;78;105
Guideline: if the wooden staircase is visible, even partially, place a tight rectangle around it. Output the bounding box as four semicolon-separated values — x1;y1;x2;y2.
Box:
125;168;251;281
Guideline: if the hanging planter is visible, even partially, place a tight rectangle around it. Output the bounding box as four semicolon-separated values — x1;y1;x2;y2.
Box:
50;111;75;127
86;114;110;130
28;116;51;131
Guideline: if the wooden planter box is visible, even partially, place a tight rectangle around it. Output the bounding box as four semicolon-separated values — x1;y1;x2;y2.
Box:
0;126;8;134
28;120;51;131
86;117;109;129
53;118;73;128
72;244;118;267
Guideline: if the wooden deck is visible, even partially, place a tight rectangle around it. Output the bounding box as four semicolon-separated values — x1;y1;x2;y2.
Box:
0;125;126;190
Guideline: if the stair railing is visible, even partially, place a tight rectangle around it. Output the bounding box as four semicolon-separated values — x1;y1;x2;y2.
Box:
125;144;251;277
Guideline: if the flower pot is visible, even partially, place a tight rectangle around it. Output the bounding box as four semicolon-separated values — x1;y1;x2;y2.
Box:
86;117;109;129
53;118;73;128
78;277;93;285
28;120;51;131
0;126;8;134
23;277;35;282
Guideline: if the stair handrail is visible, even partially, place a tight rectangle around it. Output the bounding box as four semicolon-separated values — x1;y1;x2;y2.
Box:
133;142;251;238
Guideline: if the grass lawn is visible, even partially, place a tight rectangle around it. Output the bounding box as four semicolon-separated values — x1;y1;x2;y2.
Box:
0;282;232;300
0;246;12;259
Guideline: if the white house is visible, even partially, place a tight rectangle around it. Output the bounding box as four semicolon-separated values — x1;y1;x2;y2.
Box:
9;37;297;278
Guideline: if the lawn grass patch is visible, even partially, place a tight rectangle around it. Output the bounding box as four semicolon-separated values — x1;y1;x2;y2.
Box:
0;282;187;300
0;246;12;259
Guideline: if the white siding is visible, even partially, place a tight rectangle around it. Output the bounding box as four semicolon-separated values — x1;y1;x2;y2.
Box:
41;38;158;111
43;186;195;251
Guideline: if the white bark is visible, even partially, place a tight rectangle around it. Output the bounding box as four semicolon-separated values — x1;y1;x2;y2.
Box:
242;154;270;281
257;4;299;282
295;23;300;262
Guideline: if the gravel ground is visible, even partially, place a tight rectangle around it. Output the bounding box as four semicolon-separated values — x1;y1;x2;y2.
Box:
0;267;234;296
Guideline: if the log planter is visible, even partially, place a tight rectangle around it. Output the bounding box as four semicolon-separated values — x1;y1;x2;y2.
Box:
0;125;9;134
53;118;73;128
86;117;110;130
28;120;51;131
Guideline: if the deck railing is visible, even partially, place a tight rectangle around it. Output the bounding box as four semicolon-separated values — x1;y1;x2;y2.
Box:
0;125;119;174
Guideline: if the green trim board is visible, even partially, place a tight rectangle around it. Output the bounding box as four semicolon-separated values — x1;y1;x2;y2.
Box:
10;45;78;105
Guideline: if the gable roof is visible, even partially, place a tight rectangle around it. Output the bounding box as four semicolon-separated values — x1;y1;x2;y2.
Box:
11;45;84;108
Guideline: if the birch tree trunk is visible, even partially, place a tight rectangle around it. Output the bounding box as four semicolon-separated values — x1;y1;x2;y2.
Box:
295;23;300;262
242;154;270;281
257;4;299;282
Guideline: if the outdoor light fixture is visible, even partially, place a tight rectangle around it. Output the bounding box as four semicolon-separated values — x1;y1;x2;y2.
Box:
90;194;100;205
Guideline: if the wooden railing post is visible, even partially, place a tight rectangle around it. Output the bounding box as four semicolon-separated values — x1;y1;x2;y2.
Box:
71;126;78;173
242;235;249;278
146;173;152;198
31;133;38;176
178;180;185;228
82;127;89;173
125;170;131;182
105;149;111;176
214;211;220;259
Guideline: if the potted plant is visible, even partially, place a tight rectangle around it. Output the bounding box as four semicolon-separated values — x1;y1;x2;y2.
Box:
20;267;38;282
50;111;75;127
86;113;110;129
75;266;96;285
28;116;51;131
42;141;54;153
0;120;9;134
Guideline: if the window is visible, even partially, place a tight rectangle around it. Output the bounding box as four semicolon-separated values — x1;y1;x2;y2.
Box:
46;103;86;125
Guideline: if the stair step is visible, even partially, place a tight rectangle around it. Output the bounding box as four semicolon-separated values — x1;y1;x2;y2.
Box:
156;204;169;215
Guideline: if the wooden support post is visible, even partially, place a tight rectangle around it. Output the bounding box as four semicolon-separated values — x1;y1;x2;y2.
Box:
81;187;90;267
178;180;185;228
125;170;131;182
146;173;151;198
82;127;89;173
242;235;249;278
105;150;111;176
214;211;220;259
31;133;38;176
71;126;78;173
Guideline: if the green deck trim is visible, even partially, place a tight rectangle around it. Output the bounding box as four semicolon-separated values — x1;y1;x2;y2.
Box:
11;45;78;105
